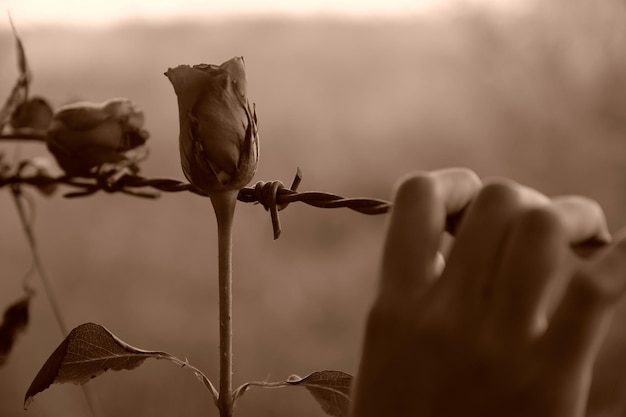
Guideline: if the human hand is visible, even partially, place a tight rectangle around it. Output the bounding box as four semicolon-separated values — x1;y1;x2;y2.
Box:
351;168;626;417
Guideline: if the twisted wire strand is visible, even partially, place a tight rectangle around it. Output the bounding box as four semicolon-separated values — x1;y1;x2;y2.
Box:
0;167;611;253
0;168;392;239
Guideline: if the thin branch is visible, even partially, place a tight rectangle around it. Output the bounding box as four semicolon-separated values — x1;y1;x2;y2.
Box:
232;379;290;404
163;355;219;403
10;186;103;417
10;187;66;332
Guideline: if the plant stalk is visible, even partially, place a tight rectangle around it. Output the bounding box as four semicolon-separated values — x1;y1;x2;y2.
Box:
11;187;103;417
10;188;65;329
210;190;238;417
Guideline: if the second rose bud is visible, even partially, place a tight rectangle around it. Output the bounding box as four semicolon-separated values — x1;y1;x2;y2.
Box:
46;98;149;175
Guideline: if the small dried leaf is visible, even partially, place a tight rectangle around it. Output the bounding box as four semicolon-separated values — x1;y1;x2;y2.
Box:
0;296;30;367
285;371;353;417
9;13;28;77
0;15;29;131
287;371;353;417
24;323;218;409
233;370;353;416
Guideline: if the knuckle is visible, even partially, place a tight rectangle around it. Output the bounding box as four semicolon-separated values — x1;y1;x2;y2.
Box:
459;168;482;191
436;167;481;186
454;167;480;180
474;180;522;209
573;236;626;303
515;205;564;237
394;173;438;205
578;196;604;219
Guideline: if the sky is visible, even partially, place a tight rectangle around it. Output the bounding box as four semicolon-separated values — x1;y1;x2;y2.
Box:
3;0;530;27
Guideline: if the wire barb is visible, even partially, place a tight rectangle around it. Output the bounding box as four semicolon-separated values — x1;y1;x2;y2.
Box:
251;168;303;239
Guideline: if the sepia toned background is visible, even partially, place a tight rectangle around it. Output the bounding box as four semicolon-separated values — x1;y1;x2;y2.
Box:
1;0;626;416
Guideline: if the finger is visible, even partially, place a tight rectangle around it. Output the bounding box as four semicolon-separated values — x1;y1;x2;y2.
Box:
492;197;612;337
440;180;548;302
491;205;564;339
552;196;612;259
543;231;626;374
552;196;612;247
381;168;481;296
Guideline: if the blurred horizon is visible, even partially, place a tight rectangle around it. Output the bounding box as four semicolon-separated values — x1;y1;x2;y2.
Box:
3;0;533;28
1;2;626;417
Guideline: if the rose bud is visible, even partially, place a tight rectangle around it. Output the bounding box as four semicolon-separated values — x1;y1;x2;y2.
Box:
46;98;149;175
165;56;259;195
10;96;54;131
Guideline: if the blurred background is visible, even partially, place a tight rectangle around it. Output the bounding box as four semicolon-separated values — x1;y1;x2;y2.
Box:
1;0;626;416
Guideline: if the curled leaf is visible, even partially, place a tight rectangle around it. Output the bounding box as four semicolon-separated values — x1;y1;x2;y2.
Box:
24;323;217;409
0;295;31;367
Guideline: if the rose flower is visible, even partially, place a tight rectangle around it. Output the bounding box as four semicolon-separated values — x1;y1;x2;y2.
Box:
165;56;259;195
46;98;149;175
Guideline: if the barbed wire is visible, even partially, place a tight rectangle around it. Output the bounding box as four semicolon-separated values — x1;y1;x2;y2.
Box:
0;137;610;252
0;167;392;239
0;157;613;255
1;131;390;238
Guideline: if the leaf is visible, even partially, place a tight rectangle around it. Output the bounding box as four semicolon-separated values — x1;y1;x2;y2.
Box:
0;14;30;131
0;79;27;131
9;13;28;78
24;322;218;409
0;295;30;367
233;370;353;417
287;371;353;417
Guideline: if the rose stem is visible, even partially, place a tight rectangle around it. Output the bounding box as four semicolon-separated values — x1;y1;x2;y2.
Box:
210;190;238;417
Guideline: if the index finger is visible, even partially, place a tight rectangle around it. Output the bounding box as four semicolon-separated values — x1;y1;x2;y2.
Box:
381;168;481;296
